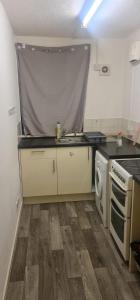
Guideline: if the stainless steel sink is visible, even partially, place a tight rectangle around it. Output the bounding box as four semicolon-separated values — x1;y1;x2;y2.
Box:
56;136;87;144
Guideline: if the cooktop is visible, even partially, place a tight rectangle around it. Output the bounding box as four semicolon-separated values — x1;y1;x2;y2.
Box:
116;159;140;175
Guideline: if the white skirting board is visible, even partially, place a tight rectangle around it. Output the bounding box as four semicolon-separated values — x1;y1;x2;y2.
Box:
2;201;23;300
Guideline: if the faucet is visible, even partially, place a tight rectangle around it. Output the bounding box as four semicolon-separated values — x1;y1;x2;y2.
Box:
62;129;67;136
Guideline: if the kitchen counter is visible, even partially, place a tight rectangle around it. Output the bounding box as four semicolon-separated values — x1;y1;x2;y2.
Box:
18;136;96;149
133;174;140;185
98;138;140;159
18;136;140;160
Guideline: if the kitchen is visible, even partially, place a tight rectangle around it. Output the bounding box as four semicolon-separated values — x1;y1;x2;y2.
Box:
1;0;140;299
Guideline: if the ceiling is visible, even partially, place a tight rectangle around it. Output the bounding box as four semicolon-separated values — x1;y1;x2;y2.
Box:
2;0;140;38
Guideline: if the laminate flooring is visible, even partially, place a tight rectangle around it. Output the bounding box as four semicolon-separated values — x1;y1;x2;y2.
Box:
6;201;140;300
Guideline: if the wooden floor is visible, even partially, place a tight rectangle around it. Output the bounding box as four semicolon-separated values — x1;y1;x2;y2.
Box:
6;200;140;300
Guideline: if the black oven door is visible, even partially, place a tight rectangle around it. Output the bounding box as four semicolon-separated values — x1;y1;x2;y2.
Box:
111;199;125;243
111;178;126;208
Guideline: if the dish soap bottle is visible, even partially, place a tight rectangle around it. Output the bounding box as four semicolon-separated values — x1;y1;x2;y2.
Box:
56;122;61;140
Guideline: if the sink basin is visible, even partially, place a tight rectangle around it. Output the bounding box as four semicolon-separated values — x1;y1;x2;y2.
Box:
56;136;87;144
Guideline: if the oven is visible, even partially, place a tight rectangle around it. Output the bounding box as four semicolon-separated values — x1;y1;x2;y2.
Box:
110;174;132;217
110;198;131;260
109;165;132;261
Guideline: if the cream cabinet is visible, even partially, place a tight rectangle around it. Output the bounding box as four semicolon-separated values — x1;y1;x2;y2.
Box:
20;148;57;197
57;147;92;195
20;146;92;198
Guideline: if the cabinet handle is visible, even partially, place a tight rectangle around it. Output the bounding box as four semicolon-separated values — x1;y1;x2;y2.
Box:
53;160;55;173
69;152;74;156
31;150;45;154
88;147;90;161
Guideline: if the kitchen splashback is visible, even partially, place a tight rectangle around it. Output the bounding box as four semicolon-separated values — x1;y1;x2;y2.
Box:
84;118;140;144
84;118;123;135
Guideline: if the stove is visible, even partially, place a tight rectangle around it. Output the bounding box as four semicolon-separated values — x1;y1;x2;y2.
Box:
116;159;140;175
109;158;140;261
110;158;140;190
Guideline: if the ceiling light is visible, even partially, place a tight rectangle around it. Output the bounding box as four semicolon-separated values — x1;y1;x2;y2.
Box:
82;0;104;28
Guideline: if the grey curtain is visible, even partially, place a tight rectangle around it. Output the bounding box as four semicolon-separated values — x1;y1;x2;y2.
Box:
16;43;90;136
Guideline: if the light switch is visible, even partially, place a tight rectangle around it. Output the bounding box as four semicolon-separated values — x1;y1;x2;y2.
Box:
8;107;16;116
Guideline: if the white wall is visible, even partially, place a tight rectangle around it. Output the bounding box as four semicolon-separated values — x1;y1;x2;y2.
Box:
0;3;21;299
16;36;126;121
85;38;126;120
123;29;140;122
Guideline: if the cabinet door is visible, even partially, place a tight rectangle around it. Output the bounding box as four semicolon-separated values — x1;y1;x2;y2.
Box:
57;147;92;195
20;149;57;197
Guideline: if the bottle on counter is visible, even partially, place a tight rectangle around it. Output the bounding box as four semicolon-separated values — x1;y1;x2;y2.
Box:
56;122;62;140
117;131;122;147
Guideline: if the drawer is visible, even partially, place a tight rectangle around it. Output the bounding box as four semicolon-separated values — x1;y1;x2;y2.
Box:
57;146;90;158
20;148;57;160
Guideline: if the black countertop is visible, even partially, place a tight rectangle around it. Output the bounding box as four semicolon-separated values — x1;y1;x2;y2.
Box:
98;138;140;159
19;136;140;160
18;136;96;149
134;174;140;185
98;139;140;185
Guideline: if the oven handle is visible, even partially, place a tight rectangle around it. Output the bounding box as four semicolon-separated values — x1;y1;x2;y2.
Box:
111;200;126;221
109;172;127;193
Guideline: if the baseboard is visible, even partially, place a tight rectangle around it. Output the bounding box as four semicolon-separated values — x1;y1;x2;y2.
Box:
23;193;95;204
2;200;23;300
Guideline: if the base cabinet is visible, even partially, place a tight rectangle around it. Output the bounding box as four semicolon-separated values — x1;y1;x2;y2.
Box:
20;146;92;197
57;147;92;194
20;149;57;197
